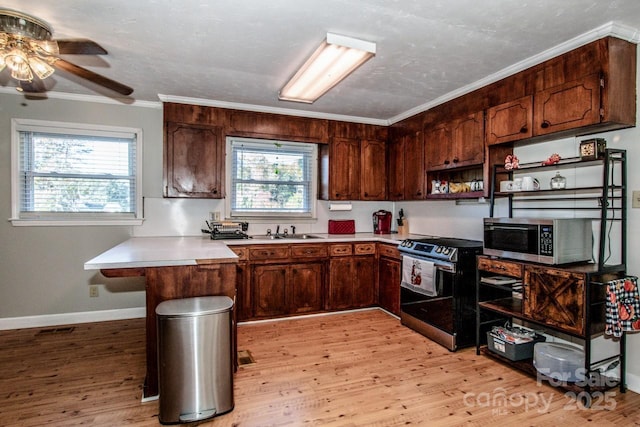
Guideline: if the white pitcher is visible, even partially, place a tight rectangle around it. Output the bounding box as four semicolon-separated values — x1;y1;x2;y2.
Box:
521;176;540;191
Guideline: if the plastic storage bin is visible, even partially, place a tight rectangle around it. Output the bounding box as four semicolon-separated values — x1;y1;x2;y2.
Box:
156;296;234;424
533;342;585;383
487;330;546;361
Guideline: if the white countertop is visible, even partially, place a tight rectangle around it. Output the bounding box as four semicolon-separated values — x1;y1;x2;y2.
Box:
84;233;425;270
84;236;239;270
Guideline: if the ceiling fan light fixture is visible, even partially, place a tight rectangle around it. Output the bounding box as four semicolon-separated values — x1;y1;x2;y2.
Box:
4;46;28;70
10;61;32;81
279;33;376;103
28;55;54;79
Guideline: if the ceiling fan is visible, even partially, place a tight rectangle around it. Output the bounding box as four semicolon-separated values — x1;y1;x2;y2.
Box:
0;8;133;96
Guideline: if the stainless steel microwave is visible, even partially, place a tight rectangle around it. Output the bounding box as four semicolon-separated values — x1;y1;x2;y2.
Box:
483;218;593;265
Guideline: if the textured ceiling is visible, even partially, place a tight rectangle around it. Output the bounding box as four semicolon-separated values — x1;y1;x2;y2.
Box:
2;0;640;124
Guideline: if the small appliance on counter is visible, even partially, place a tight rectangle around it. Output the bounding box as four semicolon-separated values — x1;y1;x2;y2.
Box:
372;210;392;234
202;221;249;239
328;219;355;234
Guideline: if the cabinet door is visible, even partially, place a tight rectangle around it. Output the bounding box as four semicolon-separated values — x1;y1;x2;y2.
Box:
360;139;387;200
164;122;224;198
329;137;360;200
290;263;323;314
354;256;376;307
533;73;601;136
424;122;451;171
403;131;425;199
328;257;354;310
378;257;401;315
253;265;288;317
235;261;251;320
486;96;533;145
523;266;585;335
451;112;485;167
387;136;405;200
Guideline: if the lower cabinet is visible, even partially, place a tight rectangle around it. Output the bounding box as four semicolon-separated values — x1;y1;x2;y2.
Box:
523;265;585;335
252;262;323;318
377;244;401;315
327;243;376;310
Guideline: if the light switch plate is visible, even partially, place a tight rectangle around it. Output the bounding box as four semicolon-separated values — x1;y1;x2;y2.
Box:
633;191;640;208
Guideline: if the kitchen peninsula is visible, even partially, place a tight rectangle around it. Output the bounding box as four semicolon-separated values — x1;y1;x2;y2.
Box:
84;236;240;398
84;233;419;398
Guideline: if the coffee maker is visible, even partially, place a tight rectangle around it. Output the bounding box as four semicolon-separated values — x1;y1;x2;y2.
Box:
372;210;392;234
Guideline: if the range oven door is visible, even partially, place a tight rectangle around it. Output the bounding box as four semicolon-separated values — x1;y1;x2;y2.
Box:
400;255;456;345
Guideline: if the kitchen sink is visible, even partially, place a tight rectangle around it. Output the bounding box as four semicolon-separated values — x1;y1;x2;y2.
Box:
250;234;322;240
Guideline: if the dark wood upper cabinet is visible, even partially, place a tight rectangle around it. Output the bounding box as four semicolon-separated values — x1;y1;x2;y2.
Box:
320;122;388;201
326;137;361;200
227;110;328;143
360;139;387;200
425;111;484;171
387;135;405;201
164;122;224;198
533;73;601;136
403;131;425;200
486;96;533;145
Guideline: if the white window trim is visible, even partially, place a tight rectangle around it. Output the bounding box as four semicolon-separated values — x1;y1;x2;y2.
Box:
225;136;318;220
9;118;144;226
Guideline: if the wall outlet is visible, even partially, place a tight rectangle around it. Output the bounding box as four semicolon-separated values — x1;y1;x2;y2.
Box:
633;191;640;209
209;211;221;221
89;285;99;298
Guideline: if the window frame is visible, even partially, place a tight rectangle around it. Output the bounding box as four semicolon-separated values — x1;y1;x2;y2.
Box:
10;118;144;226
225;136;318;220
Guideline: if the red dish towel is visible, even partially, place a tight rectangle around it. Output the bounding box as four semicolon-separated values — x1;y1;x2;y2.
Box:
605;276;640;337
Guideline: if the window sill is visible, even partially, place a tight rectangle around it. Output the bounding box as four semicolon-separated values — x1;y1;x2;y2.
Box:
9;218;145;227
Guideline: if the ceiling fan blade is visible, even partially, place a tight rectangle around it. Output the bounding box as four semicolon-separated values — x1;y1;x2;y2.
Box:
18;78;47;93
53;58;133;96
56;39;108;55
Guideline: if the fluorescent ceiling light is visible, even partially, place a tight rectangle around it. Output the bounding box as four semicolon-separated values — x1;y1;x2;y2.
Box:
279;33;376;103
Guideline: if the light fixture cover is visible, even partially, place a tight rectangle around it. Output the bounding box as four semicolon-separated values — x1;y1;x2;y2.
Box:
279;33;376;103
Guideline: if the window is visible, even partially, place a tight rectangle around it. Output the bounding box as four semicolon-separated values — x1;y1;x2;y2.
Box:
227;137;317;218
11;119;143;226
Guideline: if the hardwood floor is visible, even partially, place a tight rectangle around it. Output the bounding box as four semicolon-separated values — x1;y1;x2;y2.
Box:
1;309;639;426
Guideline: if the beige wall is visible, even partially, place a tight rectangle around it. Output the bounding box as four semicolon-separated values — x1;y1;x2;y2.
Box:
0;93;163;319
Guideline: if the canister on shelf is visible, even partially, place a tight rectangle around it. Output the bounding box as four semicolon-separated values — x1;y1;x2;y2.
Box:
550;172;566;190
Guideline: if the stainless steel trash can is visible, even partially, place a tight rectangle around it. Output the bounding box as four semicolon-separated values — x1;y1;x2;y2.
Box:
156;296;234;424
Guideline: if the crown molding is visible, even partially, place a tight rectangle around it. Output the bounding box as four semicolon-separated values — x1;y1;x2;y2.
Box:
388;21;640;124
0;86;162;109
157;94;389;126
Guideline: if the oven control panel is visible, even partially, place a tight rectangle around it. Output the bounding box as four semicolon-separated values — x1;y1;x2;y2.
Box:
398;239;458;262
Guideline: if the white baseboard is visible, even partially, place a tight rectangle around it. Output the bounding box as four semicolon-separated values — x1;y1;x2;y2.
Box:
0;307;146;331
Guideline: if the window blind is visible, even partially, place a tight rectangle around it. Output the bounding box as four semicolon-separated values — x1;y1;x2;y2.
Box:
18;130;137;217
230;139;315;216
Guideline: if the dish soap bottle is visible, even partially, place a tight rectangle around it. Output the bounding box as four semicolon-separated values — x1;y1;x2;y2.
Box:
550;172;566;190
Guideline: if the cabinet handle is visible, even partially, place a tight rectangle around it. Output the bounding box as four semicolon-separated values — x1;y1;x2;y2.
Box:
452;158;459;163
444;160;450;165
520;126;528;133
335;193;340;197
364;192;369;197
541;120;550;129
211;188;218;194
416;191;422;196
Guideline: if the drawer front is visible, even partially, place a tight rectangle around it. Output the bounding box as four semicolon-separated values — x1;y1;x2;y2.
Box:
230;246;249;261
478;257;523;278
354;243;376;255
249;246;290;260
291;244;328;258
330;244;353;256
377;243;400;259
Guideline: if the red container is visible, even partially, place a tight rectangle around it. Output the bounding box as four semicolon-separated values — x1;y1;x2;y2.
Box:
328;219;355;234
